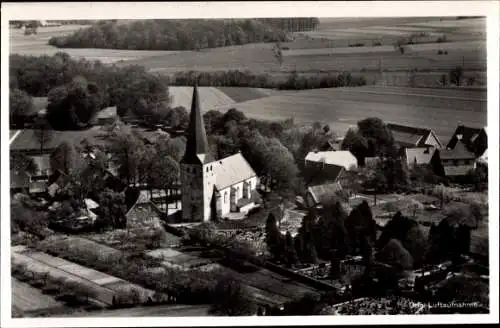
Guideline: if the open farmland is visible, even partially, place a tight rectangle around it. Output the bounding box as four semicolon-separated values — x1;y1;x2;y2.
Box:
118;40;485;74
296;17;485;48
213;85;486;142
167;86;276;109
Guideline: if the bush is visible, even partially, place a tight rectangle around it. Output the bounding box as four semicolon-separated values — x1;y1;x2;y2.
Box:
436;35;448;43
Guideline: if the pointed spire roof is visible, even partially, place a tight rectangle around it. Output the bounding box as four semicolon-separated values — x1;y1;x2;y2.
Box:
182;84;212;164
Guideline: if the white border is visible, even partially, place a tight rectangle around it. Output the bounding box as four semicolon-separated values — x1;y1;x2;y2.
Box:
1;1;499;327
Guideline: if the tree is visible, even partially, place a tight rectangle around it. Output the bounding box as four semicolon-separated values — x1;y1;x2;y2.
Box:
11;153;38;176
401;225;428;268
46;76;104;129
376;239;414;271
33;117;53;153
107;126;145;186
356;117;395;158
436;276;488;307
10;88;35;128
265;213;284;260
341;128;368;165
449;66;464;86
148;154;180;214
272;41;284;68
50;141;77;174
98;189;127;229
209;278;257;316
285;231;298;267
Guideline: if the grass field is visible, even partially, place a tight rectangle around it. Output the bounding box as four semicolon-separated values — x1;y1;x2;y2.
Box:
212;85;486;142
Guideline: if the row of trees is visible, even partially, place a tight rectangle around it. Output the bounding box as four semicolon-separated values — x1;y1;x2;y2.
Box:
265;200;377;267
171;70;367;90
48;19;290;51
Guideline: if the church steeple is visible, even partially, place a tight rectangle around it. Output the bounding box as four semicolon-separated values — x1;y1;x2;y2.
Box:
182;84;211;164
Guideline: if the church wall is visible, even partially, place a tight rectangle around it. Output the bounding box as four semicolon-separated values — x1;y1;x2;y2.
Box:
202;162;217;221
217;176;259;217
181;164;206;222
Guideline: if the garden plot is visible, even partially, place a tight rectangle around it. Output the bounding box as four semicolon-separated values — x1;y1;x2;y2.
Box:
147;248;215;269
13;249;156;305
12;278;67;313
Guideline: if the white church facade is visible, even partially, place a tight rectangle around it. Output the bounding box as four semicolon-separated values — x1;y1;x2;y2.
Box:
180;86;259;222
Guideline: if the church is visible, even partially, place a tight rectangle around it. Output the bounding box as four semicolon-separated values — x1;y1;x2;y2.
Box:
180;86;259;222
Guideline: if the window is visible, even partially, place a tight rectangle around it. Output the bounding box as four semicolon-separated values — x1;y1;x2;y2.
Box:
206;167;209;172
224;191;228;203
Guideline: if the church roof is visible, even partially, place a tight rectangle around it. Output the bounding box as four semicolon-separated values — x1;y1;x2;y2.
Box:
182;85;212;164
213;153;257;190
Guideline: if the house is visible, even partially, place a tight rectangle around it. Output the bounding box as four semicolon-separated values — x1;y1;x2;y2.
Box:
10;97;47;129
180;86;259;222
319;138;343;151
10;170;30;194
94;106;118;126
125;197;163;230
305;150;358;170
432;141;477;177
446;124;487;157
387;123;443;149
304;150;357;184
305;182;343;209
404;147;436;168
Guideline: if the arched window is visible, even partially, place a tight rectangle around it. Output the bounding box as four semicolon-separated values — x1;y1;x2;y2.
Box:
224;191;228;203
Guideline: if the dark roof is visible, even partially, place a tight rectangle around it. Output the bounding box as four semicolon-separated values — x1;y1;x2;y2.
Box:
307;182;343;205
439;141;476;160
182;85;212;164
446;124;487;156
446;125;482;148
10;128;110;153
387;123;435;147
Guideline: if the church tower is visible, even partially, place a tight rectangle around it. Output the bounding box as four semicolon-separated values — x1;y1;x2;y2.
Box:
180;85;216;222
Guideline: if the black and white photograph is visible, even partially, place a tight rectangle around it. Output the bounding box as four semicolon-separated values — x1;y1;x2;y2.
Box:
1;1;498;327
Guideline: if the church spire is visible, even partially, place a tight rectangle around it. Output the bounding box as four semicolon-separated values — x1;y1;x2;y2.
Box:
182;84;211;164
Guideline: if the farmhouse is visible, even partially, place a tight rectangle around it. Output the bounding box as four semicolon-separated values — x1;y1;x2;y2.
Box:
304;150;357;184
180;85;259;222
446;124;487;157
404;147;436;168
387;123;442;149
305;182;343;209
93;106;119;126
432;141;476;177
